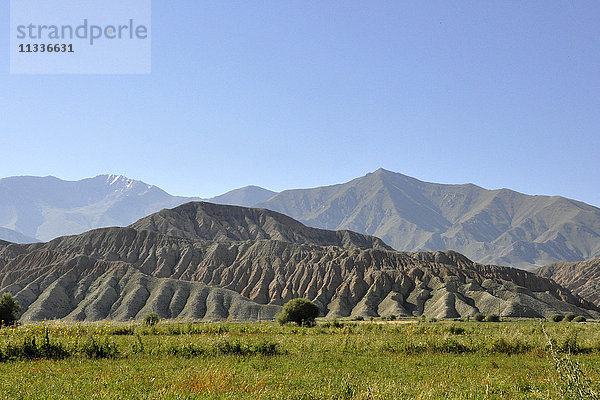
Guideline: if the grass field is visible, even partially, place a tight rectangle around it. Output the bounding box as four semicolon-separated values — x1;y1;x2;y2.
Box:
0;319;598;399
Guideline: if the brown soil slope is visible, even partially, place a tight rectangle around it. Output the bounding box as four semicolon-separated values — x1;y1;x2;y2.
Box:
536;257;600;306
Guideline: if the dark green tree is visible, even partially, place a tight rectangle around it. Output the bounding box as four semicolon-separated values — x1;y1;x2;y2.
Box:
0;293;20;326
277;298;320;326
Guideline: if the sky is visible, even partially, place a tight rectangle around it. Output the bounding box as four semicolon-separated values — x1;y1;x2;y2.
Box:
1;1;599;206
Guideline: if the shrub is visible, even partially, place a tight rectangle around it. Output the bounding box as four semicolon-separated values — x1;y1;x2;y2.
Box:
353;316;364;321
215;339;281;356
487;337;532;355
0;293;20;327
485;314;501;322
110;326;134;335
550;314;564;322
165;343;205;358
474;313;485;322
448;326;467;335
573;316;586;323
144;313;160;327
331;318;343;328
277;298;319;327
81;338;119;359
5;336;40;360
564;313;577;322
3;331;69;361
554;330;582;354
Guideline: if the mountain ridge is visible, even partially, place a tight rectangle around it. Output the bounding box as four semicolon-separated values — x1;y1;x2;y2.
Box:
256;168;600;269
129;201;392;250
536;257;600;307
2;170;600;271
1;202;597;322
0;174;201;242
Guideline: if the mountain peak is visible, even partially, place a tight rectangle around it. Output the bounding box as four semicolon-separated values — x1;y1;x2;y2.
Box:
367;168;419;182
256;169;600;269
130;201;392;250
372;167;394;175
209;185;277;207
0;174;194;242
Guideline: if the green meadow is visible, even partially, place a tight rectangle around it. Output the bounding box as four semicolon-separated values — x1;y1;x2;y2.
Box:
0;319;598;399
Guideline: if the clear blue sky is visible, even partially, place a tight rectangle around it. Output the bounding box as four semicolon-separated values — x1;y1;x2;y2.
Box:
2;1;599;206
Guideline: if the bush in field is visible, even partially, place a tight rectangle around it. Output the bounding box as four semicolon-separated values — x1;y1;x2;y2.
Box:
110;326;134;335
277;298;319;326
81;338;119;359
486;314;501;322
144;313;160;327
550;314;564;322
0;293;20;327
573;316;586;323
473;313;485;322
216;339;281;356
3;331;69;361
564;313;577;322
448;326;467;335
487;337;532;355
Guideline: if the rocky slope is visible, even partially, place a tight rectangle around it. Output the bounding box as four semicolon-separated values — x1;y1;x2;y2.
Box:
130;202;391;250
0;203;597;321
536;257;600;307
257;168;600;269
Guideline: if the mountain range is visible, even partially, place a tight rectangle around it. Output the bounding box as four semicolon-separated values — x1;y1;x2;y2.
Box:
1;170;599;271
0;175;275;243
257;169;600;269
0;202;597;322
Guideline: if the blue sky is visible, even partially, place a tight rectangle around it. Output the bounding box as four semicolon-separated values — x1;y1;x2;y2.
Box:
1;1;599;206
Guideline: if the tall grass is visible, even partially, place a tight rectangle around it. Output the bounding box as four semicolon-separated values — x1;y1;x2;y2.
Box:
0;319;598;399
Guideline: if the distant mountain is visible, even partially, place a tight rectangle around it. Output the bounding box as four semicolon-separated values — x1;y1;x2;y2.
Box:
208;186;276;207
0;227;37;244
536;257;600;306
256;168;600;269
0;175;200;241
3;171;600;270
1;202;597;322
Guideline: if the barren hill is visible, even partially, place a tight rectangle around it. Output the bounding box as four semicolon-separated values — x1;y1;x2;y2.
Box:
536;257;600;307
130;202;391;250
1;203;597;321
257;168;600;269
